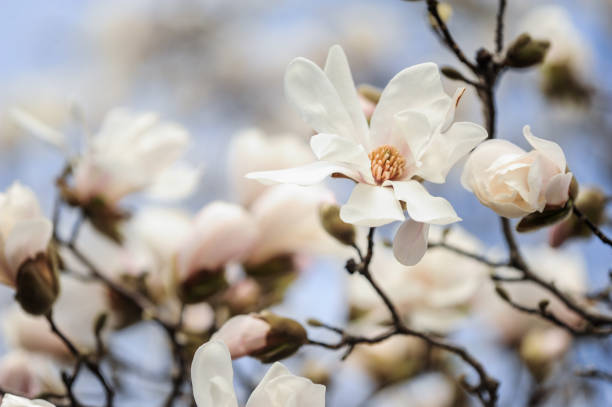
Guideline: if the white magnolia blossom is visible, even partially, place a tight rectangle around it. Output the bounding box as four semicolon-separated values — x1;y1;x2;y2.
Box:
462;126;573;218
0;351;63;399
0;395;55;407
349;227;488;332
0;182;52;288
477;246;586;343
248;45;487;265
520;5;591;78
191;341;325;407
228;129;314;207
12;108;200;206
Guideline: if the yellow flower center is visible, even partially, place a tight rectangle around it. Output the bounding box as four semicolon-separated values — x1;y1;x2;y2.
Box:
368;145;406;184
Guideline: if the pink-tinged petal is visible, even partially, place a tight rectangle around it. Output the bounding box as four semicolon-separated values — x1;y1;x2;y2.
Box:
545;172;573;206
5;219;52;275
211;315;271;359
526;156;545;211
284;57;356;142
370;63;451;146
324;45;369;147
385;180;460;225
340;184;405;227
191;341;238;407
246;161;360;186
523;125;566;172
416;122;487;184
246;363;326;407
392;220;429;266
310;133;373;183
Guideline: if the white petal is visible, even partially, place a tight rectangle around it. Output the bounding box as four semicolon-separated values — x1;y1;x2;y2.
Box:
247;161;359;186
247;362;326;407
370;63;451;146
461;139;525;191
10;108;66;150
284;57;356;141
417;122;488;183
144;162;203;201
5;219;52;274
545;172;573;206
441;87;467;131
389;109;432;161
523;125;566;172
340;184;405;227
310;133;373;183
1;394;57;407
324;45;369;146
191;341;238;407
385;180;460;225
393;220;430;266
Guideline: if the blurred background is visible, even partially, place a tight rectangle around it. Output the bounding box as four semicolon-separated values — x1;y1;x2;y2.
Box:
0;0;611;406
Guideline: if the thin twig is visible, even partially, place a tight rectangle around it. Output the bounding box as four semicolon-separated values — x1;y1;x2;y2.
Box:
494;0;507;54
573;206;612;248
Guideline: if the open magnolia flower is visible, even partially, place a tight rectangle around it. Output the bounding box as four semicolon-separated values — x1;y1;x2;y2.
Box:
461;126;573;218
0;394;55;407
192;340;325;407
248;45;487;265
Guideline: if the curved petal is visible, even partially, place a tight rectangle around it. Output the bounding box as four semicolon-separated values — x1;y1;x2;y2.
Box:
545;172;573;206
284;57;356;141
144;162;203;201
247;362;326;407
10;108;67;151
191;341;238;407
389;109;432;162
385;180;460;225
340;184;405;227
523;125;566;172
247;161;360;186
0;394;57;407
310;134;373;183
5;219;52;274
416;122;488;183
461;139;525;192
324;45;369;147
393;220;430;266
370;63;451;147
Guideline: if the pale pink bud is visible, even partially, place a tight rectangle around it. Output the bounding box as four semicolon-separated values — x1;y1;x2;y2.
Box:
211;315;271;359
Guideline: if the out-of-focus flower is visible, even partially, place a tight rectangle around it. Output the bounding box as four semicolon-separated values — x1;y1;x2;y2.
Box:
176;202;258;303
191;341;325;407
182;303;215;334
248;45;486;266
462;126;573;219
228;129;313;207
0;182;58;315
349;227;488;332
519;328;571;381
212;311;307;362
477;246;586;344
520;5;592;103
0;394;55;407
223;278;262;315
376;373;459;407
549;187;607;247
3;277;112;360
0;351;63;399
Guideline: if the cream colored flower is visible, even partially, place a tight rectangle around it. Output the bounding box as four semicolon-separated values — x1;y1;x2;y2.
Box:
0;394;55;407
462;126;573;218
248;45;486;265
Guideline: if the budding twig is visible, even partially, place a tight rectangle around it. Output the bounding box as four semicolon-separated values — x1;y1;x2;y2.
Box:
572;206;612;248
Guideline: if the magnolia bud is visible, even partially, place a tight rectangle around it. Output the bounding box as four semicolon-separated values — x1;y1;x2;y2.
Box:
541;63;592;105
516;203;572;233
440;66;466;82
178;268;228;304
212;312;307;363
520;329;571;382
14;251;59;316
549;187;607;247
428;3;452;28
319;203;356;246
223;278;261;315
505;33;550;68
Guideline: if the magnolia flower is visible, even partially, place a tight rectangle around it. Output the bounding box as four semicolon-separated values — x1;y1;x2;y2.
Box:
0;351;63;399
0;395;55;407
519;328;571;380
248;45;487;265
462;126;573;218
349;227;488;332
0;183;52;288
12;108;200;207
211;314;271;359
191;341;325;407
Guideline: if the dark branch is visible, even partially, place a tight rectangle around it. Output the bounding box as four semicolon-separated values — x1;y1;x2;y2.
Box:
573;206;612;248
494;0;507;54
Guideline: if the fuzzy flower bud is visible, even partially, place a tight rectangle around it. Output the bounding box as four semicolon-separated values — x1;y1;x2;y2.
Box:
319;203;356;246
520;328;571;382
505;34;550;69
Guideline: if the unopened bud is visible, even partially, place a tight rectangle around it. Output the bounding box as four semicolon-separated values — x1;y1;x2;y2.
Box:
319;203;356;246
254;311;308;363
516;203;572;233
14;251;59;316
178;268;228;304
520;329;570;382
440;66;465;82
505;33;550;69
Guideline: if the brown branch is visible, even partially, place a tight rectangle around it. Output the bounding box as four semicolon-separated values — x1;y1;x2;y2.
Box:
576;367;612;382
573;206;612;248
495;0;507;54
